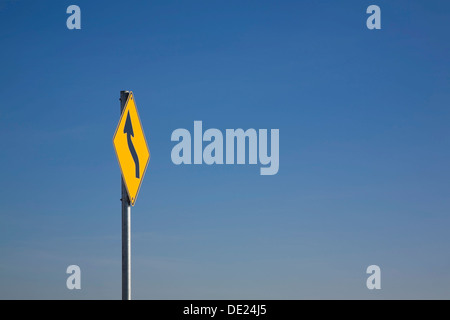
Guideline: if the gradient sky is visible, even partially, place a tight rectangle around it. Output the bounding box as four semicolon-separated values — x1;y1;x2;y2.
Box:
0;0;449;299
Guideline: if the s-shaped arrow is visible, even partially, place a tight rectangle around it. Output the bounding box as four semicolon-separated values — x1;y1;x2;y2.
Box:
124;111;140;178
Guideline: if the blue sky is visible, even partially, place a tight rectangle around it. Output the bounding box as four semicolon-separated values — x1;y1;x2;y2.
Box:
0;0;449;299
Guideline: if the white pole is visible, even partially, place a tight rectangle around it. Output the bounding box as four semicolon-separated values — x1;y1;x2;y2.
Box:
120;90;131;300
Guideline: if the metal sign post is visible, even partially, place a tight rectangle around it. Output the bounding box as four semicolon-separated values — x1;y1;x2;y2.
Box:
120;91;131;300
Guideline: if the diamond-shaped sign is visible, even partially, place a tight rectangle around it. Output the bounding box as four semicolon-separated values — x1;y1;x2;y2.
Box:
113;92;150;206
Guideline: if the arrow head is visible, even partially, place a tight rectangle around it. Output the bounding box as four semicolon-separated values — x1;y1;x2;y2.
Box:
123;111;134;137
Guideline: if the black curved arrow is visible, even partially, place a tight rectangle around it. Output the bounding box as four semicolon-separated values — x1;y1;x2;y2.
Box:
124;111;140;178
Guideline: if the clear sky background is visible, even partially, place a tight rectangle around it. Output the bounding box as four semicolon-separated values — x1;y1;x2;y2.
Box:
0;0;449;299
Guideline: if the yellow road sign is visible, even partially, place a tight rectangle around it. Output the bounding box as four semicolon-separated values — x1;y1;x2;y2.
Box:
113;92;150;206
